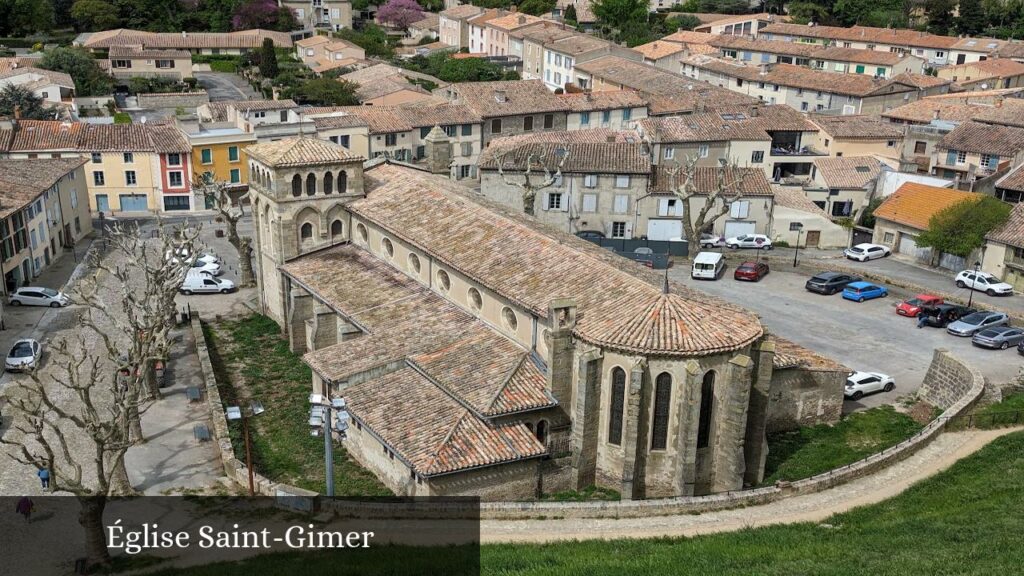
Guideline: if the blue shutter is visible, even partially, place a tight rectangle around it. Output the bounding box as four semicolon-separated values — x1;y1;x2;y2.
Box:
946;150;957;165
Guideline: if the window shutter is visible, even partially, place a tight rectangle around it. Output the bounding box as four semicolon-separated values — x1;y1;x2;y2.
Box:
624;221;633;238
561;194;570;212
946;150;957;165
582;194;597;212
659;198;669;216
542;192;550;211
740;201;750;219
729;202;740;218
675;200;685;217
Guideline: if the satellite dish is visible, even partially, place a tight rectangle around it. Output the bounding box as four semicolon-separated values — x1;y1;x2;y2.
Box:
140;115;147;124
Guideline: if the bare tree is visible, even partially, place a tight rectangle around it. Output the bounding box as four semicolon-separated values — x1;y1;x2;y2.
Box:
495;149;570;216
1;337;134;570
664;157;750;249
194;175;256;287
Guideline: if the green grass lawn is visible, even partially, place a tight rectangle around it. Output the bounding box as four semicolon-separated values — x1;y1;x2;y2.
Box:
965;391;1024;429
762;405;923;484
112;112;131;124
204;315;390;496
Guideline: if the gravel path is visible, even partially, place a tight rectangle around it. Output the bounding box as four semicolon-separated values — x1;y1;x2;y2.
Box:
479;428;1020;543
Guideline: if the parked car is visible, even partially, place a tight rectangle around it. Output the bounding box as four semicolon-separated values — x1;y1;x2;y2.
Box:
920;304;976;328
189;260;222;276
947;311;1010;336
691;252;725;280
180;271;236;295
700;233;726;248
726;234;773;250
896;294;944;317
972;326;1024;349
955;270;1014;296
8;287;70;308
805;272;861;295
844;371;895;400
166;249;220;266
575;230;604;241
843;243;891;262
734;261;769;282
5;339;41;372
842;281;888;302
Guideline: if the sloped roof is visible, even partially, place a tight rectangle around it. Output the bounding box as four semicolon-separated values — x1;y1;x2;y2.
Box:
772;185;830;217
942;58;1024;80
759;23;958;50
809;114;905;139
0;157;87;219
638;105;816;143
246;136;362;167
79;28;293;49
649;165;774;196
109;46;190;59
633;41;687;61
558;89;647;112
4;120;188;152
478;130;650;174
446;79;569;117
0;66;74;88
873;182;978;230
996;162;1024;194
938;120;1024;156
881;96;989;124
773;337;848;371
487;12;544;31
813;156;885;190
985;201;1024;247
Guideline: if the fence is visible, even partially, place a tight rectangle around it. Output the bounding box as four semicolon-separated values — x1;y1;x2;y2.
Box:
958;409;1024;430
580;237;688;269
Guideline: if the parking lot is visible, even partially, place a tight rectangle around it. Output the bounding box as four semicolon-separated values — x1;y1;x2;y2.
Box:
672;262;1023;413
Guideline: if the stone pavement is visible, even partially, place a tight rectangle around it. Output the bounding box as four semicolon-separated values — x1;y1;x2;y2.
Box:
478;428;1020;543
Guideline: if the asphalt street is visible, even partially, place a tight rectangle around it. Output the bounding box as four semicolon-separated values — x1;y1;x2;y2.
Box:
672;261;1023;413
195;72;259;101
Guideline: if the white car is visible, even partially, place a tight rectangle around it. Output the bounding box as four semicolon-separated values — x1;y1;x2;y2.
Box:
180;273;236;295
844;371;895;400
699;233;727;249
5;338;41;372
726;234;773;250
8;287;70;308
844;243;891;262
166;249;220;266
188;259;222;276
955;270;1014;296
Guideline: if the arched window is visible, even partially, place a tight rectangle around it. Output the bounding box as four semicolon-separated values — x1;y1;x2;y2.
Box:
324;172;334;194
330;219;343;237
468;287;482;311
697;371;715;449
408;252;421;273
502;307;518;331
536;420;548;445
436;269;451;292
338;171;347;193
305;173;316;196
356;222;368;242
381;237;394;258
651;372;672;451
250;165;256;182
608;367;626;446
291;174;302;197
300;223;313;240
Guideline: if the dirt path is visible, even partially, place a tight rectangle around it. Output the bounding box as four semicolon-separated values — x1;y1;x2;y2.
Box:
479;427;1021;543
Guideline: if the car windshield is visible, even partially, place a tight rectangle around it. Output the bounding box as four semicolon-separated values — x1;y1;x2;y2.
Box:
738;265;755;271
811;275;832;282
10;343;32;357
978;329;1001;337
960;312;988;324
849;247;864;253
906;298;924;306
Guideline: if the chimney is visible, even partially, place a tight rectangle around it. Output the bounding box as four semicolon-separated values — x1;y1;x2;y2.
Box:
606;134;616;143
13;105;21;120
751;105;759;117
518;14;526;25
181;31;187;38
933;109;940;120
494;89;507;102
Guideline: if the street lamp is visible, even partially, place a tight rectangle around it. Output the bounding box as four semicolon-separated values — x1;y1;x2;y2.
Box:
309;393;350;497
790;222;804;267
967;260;982;308
226;400;265;496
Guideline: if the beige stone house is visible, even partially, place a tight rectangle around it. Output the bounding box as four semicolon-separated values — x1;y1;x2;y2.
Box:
805;156;887;220
981;202;1024;291
435;80;570;146
295;36;365;75
108;46;193;80
559;90;648;131
936;58;1024;91
771;186;850;249
518;24;577;83
249;137;844;499
808;114;905;159
932;121;1024;181
76;28;294;55
872;182;978;263
439;4;484;50
484;12;544;58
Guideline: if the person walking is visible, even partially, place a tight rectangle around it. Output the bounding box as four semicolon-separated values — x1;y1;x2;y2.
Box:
38;468;50;490
15;497;33;522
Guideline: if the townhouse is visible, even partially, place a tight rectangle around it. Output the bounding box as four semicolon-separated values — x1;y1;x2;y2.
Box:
694;12;780;36
574;55;760;115
558;90;648;130
981;202;1024;290
518;24;577;82
805;156;887;220
932;121;1024;180
468;9;504;55
871;182;978;263
0;158;90;294
281;0;353;32
936;58;1024;91
435;80;570;146
108;46;194;80
484;13;544;58
175;115;257;193
681;55;949;115
76;28;294;54
295;35;365;75
439;4;484;50
709;36;926;77
0;67;75;109
542;34;620;92
757;23;959;66
808;114;905;159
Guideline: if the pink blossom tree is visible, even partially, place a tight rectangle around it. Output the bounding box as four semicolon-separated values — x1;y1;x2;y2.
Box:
377;0;425;29
232;0;299;32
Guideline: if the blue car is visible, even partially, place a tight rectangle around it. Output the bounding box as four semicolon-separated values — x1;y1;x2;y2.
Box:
842;281;888;302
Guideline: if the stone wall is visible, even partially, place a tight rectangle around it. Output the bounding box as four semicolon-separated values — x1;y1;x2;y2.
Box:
918;348;984;410
767;368;845;433
137;91;209;109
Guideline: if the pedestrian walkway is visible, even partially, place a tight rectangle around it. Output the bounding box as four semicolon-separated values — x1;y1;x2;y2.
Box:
478;428;1020;543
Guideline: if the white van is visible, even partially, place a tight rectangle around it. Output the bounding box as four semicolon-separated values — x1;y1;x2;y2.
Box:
691;251;725;280
180;270;236;295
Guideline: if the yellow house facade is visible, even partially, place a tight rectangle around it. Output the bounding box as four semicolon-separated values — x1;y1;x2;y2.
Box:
187;126;257;191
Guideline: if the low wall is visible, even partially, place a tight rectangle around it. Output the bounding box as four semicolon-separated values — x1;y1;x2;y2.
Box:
138;91;209;109
75;96;115;110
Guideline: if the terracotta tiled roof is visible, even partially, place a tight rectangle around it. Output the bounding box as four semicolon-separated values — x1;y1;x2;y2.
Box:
941;58;1024;80
973;99;1024;127
446;80;569;117
409;13;439;30
439;4;484;20
513;22;576;42
557;89;647;112
575;55;759;115
809;114;904;139
468;8;504;27
889;72;952;89
649;165;774;196
813;156;885;190
708;35;820;58
7;120;81;151
873;182;978;230
201;99;296;121
996;163;1024;195
310;114;369;130
951;37;1007;53
938;120;1024;156
985;201;1024;247
639;105;816;143
487;13;544;31
7;120;189;152
0;57;41;72
547;34;610;56
79;28;293;49
557;0;595;22
772;185;829;217
633;41;687;61
815;46;907;65
356;77;429;101
246;136;362;167
296;35;331;48
661;30;716;44
0;66;74;88
314;103;480;134
694;12;775;30
759;23;958;50
773;337;848;371
108;46;190;59
478;130;650;174
0;157;86;219
353;162;763;355
881;97;988;124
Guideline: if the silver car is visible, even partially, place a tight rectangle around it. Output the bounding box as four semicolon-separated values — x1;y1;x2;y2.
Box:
947;311;1009;336
972;326;1024;349
5;339;41;372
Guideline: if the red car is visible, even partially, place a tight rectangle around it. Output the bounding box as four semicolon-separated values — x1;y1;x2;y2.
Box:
896;294;944;317
734;261;769;282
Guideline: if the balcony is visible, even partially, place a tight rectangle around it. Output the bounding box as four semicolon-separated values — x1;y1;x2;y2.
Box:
769;145;826;157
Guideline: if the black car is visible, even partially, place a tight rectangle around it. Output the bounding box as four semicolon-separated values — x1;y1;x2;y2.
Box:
575;230;605;241
920;304;977;328
805;272;862;295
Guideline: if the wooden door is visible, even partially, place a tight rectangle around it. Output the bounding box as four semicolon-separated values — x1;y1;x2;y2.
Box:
805;230;820;248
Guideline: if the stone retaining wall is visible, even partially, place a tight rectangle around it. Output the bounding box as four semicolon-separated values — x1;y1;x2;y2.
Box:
138;91;209;109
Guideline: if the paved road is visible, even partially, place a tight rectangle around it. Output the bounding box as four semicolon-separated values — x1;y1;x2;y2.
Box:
671;263;1022;412
195;72;258;102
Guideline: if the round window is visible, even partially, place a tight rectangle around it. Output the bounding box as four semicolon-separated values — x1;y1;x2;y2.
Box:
408;253;421;273
468;287;482;311
356;222;368;243
502;307;518;331
437;269;451;292
382;237;394;258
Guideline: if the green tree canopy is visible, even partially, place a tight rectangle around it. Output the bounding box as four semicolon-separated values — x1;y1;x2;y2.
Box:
259;38;278;79
563;3;578;24
915;196;1012;257
70;0;121;31
925;0;956;34
592;0;648;26
519;0;556;16
287;78;360;106
0;84;52;120
956;0;989;35
665;14;701;31
38;47;113;97
0;0;54;36
335;24;394;59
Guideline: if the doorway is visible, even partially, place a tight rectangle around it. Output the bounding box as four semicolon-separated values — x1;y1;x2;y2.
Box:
805;230;820;248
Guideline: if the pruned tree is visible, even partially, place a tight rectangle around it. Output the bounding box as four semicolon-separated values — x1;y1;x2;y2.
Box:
495;149;570;216
194;174;256;287
664;157;750;249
